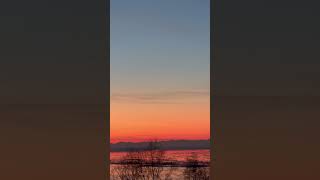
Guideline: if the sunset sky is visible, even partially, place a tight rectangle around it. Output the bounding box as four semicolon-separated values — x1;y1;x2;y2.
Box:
110;0;210;143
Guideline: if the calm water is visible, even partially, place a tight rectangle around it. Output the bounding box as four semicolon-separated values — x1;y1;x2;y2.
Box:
110;149;210;180
111;149;210;163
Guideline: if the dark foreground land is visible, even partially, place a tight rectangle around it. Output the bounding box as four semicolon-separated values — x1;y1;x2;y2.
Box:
110;141;210;180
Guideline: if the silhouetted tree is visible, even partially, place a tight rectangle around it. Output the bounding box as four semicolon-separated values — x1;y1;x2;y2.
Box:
110;140;176;180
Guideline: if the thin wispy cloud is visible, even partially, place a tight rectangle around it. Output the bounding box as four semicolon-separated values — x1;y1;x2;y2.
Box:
111;90;209;104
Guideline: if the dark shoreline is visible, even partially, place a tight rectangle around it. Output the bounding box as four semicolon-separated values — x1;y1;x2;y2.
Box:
111;139;210;152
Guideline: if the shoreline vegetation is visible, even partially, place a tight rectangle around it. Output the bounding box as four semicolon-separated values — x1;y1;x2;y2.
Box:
110;140;210;180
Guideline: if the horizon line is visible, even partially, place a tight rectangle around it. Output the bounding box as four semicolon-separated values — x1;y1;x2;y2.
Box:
110;138;210;144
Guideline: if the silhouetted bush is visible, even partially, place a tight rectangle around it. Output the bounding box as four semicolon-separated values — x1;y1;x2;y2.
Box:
111;140;210;180
183;153;210;180
111;140;176;180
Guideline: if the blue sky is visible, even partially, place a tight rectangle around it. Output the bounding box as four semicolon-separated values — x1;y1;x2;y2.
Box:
111;0;210;97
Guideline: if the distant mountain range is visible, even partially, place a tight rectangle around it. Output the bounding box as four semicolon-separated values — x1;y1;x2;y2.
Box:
110;139;210;152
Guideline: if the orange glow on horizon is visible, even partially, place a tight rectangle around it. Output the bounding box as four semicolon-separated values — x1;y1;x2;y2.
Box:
111;99;210;143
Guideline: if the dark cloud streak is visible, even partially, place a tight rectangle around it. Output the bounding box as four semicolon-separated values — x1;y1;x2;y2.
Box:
111;90;209;103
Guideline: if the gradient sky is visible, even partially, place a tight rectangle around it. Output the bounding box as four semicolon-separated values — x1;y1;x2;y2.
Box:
110;0;210;143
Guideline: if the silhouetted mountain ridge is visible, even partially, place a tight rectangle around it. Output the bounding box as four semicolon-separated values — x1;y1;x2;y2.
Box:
110;139;210;152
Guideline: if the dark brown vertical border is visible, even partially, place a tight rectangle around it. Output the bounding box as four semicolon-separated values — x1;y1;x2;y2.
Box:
0;0;109;179
212;0;320;179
